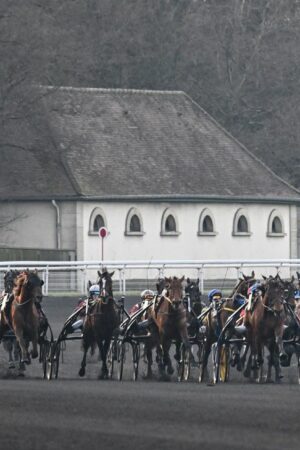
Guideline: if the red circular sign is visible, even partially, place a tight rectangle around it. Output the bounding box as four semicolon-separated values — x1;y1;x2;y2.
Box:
99;227;108;238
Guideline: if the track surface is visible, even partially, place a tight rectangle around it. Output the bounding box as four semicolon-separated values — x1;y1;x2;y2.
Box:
0;296;299;450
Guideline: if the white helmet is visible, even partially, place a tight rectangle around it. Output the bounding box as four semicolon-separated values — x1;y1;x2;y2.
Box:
89;284;100;296
140;289;155;300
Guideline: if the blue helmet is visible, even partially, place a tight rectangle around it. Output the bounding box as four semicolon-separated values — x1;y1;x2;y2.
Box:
89;284;100;296
208;289;222;302
249;282;261;295
294;290;300;299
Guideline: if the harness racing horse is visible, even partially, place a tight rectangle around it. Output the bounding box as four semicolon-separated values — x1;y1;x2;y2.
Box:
79;269;119;379
0;270;22;370
243;275;287;383
200;273;256;382
148;276;190;380
5;270;44;365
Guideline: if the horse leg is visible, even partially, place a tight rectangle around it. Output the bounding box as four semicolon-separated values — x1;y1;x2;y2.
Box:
243;350;253;378
78;338;89;377
174;341;181;362
30;327;39;359
163;339;174;376
156;342;168;380
143;341;154;379
240;343;249;371
275;326;288;367
4;339;15;369
270;341;283;383
98;339;110;379
14;326;30;364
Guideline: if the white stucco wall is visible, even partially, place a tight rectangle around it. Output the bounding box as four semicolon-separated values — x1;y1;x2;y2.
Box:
0;201;77;251
0;200;297;279
82;201;295;278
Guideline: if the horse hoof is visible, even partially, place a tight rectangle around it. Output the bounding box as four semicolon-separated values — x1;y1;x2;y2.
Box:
31;351;38;359
279;353;290;367
159;374;171;382
98;372;108;380
8;362;15;369
266;378;274;384
243;369;250;378
167;366;174;375
22;359;30;365
78;367;85;377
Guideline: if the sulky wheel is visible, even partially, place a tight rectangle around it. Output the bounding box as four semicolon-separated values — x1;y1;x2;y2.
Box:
117;341;126;381
41;340;51;379
218;344;230;382
107;339;117;379
212;343;230;384
46;341;61;380
132;342;140;381
197;342;206;383
177;343;190;382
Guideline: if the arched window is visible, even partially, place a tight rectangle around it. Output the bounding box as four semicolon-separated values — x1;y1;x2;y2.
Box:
165;215;176;232
89;207;107;235
203;216;213;232
161;208;180;236
93;214;105;232
125;208;144;236
233;209;251;236
237;215;248;233
198;209;216;236
130;214;141;232
272;217;282;233
267;210;285;237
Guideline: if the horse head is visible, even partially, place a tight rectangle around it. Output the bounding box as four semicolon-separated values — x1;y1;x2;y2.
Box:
164;276;185;309
232;271;256;297
185;278;202;311
263;276;285;313
97;268;114;300
14;270;44;302
156;278;166;295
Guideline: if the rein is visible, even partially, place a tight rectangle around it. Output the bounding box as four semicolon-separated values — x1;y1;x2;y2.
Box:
154;295;184;316
13;297;34;307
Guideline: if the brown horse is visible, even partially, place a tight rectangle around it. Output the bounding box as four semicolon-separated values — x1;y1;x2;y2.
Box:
243;275;287;382
0;270;22;370
148;276;190;380
199;272;256;382
79;269;119;379
6;270;44;364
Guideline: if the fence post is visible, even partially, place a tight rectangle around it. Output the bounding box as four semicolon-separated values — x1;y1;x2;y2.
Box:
122;267;126;295
198;266;204;295
81;266;87;295
44;266;49;296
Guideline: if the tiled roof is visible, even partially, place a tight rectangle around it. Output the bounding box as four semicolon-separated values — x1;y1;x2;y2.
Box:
1;86;299;202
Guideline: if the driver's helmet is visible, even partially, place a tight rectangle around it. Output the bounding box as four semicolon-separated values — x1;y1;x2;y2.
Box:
208;289;222;303
89;284;100;297
294;289;300;299
247;282;261;296
140;289;155;300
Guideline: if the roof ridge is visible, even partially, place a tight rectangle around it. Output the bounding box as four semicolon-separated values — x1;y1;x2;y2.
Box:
182;92;300;196
39;85;186;96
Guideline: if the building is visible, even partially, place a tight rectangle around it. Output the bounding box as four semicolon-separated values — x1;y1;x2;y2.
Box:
0;86;299;278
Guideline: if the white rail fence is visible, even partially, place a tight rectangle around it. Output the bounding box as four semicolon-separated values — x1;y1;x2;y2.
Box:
0;259;300;296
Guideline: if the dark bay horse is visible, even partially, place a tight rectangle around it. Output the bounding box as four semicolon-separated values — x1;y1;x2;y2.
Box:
7;270;43;364
148;276;190;380
79;269;119;379
243;275;287;382
199;272;256;382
